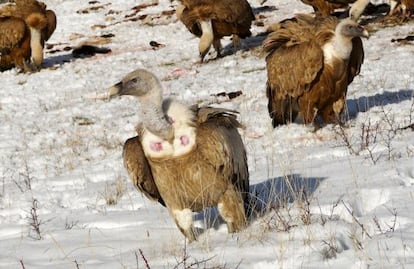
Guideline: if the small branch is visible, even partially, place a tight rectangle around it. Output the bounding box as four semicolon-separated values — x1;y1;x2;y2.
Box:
138;249;151;269
342;201;372;239
20;260;26;269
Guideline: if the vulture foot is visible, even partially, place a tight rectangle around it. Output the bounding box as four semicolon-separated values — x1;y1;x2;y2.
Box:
172;208;198;242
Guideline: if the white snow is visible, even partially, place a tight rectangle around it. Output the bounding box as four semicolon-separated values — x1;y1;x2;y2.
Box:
1;0;414;268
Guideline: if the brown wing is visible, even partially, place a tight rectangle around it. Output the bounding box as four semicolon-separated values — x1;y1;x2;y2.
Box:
348;37;364;84
195;107;249;205
43;9;56;42
123;136;165;206
0;17;26;50
265;38;324;100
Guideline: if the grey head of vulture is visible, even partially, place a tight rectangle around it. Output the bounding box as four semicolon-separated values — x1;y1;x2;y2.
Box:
108;69;250;242
176;0;255;62
263;16;369;127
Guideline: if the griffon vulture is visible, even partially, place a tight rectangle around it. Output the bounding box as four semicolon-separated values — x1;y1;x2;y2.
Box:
1;0;56;41
300;0;370;18
0;0;56;71
176;0;255;62
263;16;369;126
0;13;46;71
108;69;249;242
389;0;414;16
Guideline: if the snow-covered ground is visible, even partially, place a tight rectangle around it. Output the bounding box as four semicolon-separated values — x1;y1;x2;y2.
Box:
1;0;413;268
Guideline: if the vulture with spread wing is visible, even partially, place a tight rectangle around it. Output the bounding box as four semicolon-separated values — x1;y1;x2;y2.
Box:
176;0;255;62
108;69;249;242
0;0;56;71
264;15;369;126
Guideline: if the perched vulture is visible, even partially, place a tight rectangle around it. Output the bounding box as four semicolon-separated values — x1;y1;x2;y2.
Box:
0;0;56;71
263;16;369;126
300;0;370;18
108;69;249;241
176;0;255;62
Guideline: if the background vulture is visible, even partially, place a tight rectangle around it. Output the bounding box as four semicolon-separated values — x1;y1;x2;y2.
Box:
263;16;369;127
0;0;56;71
176;0;255;62
108;69;250;242
389;0;414;16
300;0;370;18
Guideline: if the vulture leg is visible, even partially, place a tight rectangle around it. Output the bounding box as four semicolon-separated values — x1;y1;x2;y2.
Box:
298;97;318;124
199;20;214;62
171;208;198;242
213;38;222;58
232;34;241;53
218;187;247;233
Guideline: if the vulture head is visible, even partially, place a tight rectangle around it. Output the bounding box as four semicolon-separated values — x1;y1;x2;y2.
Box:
324;18;369;62
337;19;369;39
108;69;196;159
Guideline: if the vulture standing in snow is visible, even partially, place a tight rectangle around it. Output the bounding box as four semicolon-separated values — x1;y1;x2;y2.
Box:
108;69;250;242
176;0;255;62
389;0;414;16
263;15;369;126
300;0;370;18
0;0;56;71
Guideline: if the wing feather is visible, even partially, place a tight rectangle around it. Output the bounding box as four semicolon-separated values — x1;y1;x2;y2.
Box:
123;136;165;206
196;107;249;201
0;17;26;50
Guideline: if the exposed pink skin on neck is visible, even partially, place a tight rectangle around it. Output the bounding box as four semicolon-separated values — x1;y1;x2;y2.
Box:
150;141;163;152
180;135;189;146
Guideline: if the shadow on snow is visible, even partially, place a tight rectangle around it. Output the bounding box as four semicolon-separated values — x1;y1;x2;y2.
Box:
194;174;325;233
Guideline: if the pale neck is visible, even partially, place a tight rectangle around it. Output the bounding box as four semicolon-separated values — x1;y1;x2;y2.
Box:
139;84;172;139
30;28;44;66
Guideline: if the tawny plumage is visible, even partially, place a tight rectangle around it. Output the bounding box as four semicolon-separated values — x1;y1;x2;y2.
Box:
263;15;369;126
108;69;249;241
176;0;255;62
0;0;56;71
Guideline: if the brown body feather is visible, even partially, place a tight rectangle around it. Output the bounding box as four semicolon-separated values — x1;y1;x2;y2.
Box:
176;0;254;61
264;15;366;126
122;106;249;241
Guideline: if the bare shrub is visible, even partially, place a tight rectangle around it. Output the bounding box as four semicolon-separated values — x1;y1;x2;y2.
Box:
28;198;43;240
100;175;125;205
13;163;36;193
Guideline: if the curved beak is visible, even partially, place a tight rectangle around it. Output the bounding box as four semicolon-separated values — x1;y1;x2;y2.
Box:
107;81;123;100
